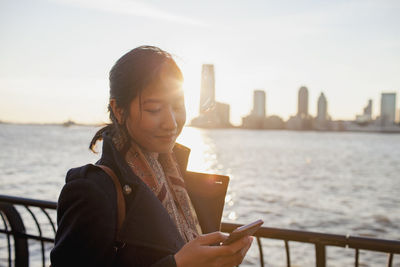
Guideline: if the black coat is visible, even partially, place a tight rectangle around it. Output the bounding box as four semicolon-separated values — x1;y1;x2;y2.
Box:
50;132;229;267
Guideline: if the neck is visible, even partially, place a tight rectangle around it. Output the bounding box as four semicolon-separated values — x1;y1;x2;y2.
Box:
149;151;159;160
128;139;159;159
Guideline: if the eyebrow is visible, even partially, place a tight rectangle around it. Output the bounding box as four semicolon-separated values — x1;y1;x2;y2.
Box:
142;99;163;104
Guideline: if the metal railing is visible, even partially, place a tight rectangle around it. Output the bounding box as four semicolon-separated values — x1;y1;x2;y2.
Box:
1;194;399;267
0;195;56;267
221;223;400;267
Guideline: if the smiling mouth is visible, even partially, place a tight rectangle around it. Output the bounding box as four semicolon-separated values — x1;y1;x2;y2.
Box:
155;134;176;142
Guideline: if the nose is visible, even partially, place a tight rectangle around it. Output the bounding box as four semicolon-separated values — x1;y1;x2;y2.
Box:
161;106;178;130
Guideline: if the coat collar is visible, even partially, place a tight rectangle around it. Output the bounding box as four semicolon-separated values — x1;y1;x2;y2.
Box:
98;131;190;185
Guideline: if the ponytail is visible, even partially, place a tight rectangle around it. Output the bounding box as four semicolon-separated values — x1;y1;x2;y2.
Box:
89;124;113;153
89;105;129;154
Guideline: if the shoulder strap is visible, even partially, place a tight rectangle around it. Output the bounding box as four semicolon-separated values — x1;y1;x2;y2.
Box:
95;164;126;235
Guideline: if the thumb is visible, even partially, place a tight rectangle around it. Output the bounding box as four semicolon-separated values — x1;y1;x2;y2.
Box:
197;232;228;246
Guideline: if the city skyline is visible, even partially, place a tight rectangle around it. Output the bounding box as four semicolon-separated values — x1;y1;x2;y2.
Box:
240;86;400;131
191;61;399;127
1;0;399;125
1;66;399;126
242;87;399;123
191;62;399;129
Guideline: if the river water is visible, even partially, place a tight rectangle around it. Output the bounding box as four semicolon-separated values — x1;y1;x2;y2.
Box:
1;124;399;266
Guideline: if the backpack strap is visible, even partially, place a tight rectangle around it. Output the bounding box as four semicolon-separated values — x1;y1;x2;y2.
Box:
95;164;126;237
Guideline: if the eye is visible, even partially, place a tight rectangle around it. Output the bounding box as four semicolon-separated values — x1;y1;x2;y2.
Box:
145;108;162;114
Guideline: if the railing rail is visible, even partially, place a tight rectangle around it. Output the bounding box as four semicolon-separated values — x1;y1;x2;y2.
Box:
1;195;399;267
222;223;400;267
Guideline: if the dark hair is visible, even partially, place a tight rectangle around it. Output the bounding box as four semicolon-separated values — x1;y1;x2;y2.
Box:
89;45;183;153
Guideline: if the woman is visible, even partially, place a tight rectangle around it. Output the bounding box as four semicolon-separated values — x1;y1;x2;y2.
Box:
50;46;253;267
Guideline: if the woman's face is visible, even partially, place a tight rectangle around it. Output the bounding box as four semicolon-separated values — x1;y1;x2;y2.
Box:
125;73;186;154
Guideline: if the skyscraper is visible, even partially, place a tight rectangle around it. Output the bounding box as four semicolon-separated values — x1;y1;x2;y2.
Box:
364;99;372;119
199;64;215;114
298;86;308;118
191;64;231;128
241;89;266;129
252;90;266;117
381;93;396;124
356;99;373;124
317;93;327;122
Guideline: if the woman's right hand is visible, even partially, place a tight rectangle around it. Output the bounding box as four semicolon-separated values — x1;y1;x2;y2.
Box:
174;232;253;267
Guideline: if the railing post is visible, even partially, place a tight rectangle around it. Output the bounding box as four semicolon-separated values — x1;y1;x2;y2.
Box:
355;249;359;267
315;244;326;267
284;240;291;267
387;253;393;267
256;236;264;267
0;202;29;267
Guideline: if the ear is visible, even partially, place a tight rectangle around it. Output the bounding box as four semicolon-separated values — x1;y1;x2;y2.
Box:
109;99;124;125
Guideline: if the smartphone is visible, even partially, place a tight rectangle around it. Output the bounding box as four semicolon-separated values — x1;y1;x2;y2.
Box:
222;219;264;245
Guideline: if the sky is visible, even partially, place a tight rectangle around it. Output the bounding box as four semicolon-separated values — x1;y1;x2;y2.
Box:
1;0;399;125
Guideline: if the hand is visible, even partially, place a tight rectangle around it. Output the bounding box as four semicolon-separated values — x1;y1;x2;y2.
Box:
174;231;253;267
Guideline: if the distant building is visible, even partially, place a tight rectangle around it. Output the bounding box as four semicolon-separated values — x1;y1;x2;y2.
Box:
380;93;396;125
215;102;231;126
356;99;373;124
364;99;372;119
297;86;309;118
286;116;300;130
263;115;285;129
242;90;267;129
252;90;266;117
288;86;312;130
317;93;327;122
287;115;313;130
242;115;264;129
191;64;232;128
199;64;215;114
315;92;329;130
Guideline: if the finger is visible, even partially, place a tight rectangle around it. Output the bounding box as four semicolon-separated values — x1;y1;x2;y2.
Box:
243;236;253;254
219;247;248;267
197;231;228;245
241;240;252;258
235;238;253;265
220;236;251;256
224;237;254;267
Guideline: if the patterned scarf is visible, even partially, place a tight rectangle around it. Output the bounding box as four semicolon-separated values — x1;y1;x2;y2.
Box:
123;141;202;243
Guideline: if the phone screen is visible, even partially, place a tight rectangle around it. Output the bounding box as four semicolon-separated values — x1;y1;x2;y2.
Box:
222;219;264;245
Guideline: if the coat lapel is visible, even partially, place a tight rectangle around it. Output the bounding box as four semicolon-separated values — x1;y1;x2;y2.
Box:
118;180;185;253
173;144;230;234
